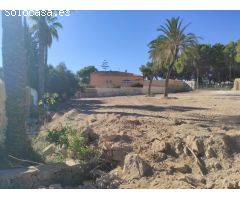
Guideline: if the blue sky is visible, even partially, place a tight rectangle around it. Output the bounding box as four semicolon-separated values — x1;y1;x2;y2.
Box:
1;10;240;74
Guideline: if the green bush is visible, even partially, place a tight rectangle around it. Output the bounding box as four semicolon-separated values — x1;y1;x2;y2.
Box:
131;82;143;87
47;127;69;147
46;126;95;161
111;83;121;88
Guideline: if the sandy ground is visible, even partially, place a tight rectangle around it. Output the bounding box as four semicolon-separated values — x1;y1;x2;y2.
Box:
41;90;240;188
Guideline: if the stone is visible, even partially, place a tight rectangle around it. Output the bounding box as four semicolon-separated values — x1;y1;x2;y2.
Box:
173;119;185;126
205;146;216;158
214;162;222;170
226;181;239;189
78;180;96;189
110;142;133;162
174;164;192;174
38;186;47;189
95;174;121;189
82;126;97;142
152;152;167;162
123;153;153;180
48;184;63;189
174;140;185;155
183;146;191;156
186;136;205;156
206;181;215;189
43;144;56;156
65;158;80;166
152;140;172;154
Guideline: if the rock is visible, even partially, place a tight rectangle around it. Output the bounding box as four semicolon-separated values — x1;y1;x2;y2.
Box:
82;126;97;142
152;152;167;162
52;113;60;120
206;181;215;189
43;144;56;156
48;184;62;189
173;119;185;126
174;164;192;174
214;162;222;170
225;181;239;189
174;140;184;155
123;153;153;180
78;180;96;189
186;136;205;156
100;133;131;143
110;142;133;162
38;186;47;189
65;158;80;166
95;174;121;189
101;134;122;142
152;140;172;154
183;146;191;156
205;146;216;158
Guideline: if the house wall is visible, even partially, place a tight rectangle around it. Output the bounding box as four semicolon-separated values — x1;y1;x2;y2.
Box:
233;78;240;90
0;80;6;147
78;79;193;98
90;73;143;88
143;79;192;93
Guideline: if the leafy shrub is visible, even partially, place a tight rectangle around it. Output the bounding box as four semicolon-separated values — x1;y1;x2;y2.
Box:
46;126;95;161
86;85;95;88
54;152;64;163
131;82;143;87
47;127;69;147
68;133;94;160
111;83;121;88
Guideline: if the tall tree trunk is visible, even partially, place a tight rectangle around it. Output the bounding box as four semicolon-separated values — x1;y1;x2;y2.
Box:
229;64;232;82
38;16;45;98
164;67;172;98
44;46;48;68
2;12;29;156
148;77;153;96
196;68;199;90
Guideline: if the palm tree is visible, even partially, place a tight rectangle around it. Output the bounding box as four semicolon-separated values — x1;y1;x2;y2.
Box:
2;12;29;156
149;17;199;97
139;62;157;96
31;14;62;97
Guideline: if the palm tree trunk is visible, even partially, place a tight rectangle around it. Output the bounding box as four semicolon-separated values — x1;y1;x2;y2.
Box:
38;16;45;98
148;78;153;96
44;46;48;67
196;68;199;90
2;12;29;156
164;67;172;98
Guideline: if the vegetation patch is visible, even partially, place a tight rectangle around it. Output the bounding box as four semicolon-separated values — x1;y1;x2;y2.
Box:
46;126;96;162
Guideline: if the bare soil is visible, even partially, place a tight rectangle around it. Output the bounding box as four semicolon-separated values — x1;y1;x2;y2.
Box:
38;90;240;189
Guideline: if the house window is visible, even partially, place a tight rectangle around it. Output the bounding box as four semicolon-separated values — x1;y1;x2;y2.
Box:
121;80;132;85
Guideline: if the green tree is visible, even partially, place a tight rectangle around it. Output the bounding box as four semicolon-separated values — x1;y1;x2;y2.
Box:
45;63;78;100
2;12;29;156
139;62;157;96
149;17;199;97
24;17;39;90
0;67;3;80
224;41;236;82
211;43;227;83
76;65;98;85
235;40;240;63
31;14;62;97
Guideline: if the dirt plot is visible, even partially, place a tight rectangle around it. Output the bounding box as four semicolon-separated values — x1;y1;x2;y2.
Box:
39;90;240;188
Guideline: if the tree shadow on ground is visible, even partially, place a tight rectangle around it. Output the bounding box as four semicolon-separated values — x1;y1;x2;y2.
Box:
59;99;208;119
182;113;240;128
